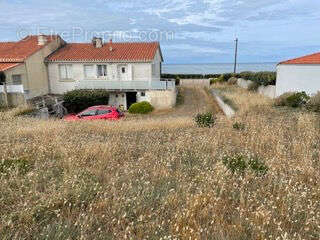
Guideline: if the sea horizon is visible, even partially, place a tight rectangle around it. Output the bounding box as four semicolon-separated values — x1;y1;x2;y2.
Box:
163;62;277;74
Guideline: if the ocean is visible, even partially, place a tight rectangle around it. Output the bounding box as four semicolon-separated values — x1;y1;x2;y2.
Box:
162;63;277;74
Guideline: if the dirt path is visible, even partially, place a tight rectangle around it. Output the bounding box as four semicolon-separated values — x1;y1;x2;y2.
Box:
150;86;222;118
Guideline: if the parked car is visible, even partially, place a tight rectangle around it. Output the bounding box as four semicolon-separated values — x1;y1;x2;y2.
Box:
64;106;124;121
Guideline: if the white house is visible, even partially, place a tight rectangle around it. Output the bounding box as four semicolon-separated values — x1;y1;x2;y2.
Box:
276;52;320;96
46;38;176;110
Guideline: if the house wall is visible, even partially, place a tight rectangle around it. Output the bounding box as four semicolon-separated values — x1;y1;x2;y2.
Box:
48;60;160;95
276;64;320;96
109;93;127;109
24;37;65;99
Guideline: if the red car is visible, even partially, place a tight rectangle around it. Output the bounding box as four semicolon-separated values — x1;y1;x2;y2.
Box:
64;106;124;121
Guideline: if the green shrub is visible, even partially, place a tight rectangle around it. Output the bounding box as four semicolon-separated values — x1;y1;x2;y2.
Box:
275;92;310;108
194;112;216;128
63;90;109;113
286;92;310;108
233;122;245;131
128;101;154;114
248;82;260;92
222;153;268;176
307;92;320;112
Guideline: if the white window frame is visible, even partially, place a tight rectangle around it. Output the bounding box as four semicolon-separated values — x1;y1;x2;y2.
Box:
84;65;95;79
59;64;73;81
97;64;107;78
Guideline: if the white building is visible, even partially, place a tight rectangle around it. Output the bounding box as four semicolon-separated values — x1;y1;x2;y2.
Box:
46;38;176;110
276;52;320;96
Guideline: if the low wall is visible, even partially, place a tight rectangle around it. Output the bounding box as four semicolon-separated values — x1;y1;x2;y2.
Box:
0;93;26;107
236;78;276;98
180;79;210;88
148;90;177;109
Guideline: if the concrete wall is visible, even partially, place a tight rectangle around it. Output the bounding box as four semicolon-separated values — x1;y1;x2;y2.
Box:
180;79;210;87
146;90;177;109
237;78;276;98
276;64;320;96
4;64;28;86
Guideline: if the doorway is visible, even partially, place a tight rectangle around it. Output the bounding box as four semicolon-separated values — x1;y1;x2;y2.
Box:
126;92;137;110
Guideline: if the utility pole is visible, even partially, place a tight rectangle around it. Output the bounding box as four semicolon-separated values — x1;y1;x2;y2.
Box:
234;38;238;74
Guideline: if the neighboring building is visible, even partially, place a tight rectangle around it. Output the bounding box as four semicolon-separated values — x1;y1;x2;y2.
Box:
277;52;320;96
46;38;176;110
0;35;65;105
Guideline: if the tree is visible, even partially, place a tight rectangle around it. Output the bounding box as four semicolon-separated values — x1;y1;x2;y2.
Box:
0;71;8;107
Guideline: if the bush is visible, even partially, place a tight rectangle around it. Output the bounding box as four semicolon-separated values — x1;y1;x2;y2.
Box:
228;77;238;85
222;153;268;176
286;92;310;108
194;112;216;128
210;78;220;85
175;77;180;86
307;92;320;112
233;122;245;131
275;92;309;108
63;90;109;113
128;101;154;114
248;82;260;92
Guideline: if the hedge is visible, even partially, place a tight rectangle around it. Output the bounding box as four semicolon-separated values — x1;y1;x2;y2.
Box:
161;71;276;86
63;89;110;113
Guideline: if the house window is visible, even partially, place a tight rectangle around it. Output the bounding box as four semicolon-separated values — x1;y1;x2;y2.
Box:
97;65;107;77
141;92;146;97
121;67;126;73
12;75;22;85
59;64;73;80
84;65;95;78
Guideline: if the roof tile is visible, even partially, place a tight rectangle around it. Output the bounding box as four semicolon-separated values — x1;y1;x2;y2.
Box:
47;42;160;62
280;52;320;65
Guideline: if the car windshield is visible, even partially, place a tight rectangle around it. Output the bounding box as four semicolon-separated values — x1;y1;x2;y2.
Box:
79;109;97;117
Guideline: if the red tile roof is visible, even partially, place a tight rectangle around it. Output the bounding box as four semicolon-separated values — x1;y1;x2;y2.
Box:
0;63;22;71
47;42;161;62
280;52;320;65
0;35;58;62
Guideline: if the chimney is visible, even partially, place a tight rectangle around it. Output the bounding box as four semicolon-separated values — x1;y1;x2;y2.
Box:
109;39;113;52
92;37;103;48
38;35;47;46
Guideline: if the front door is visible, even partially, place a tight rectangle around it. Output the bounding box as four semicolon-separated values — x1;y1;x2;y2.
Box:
118;65;128;81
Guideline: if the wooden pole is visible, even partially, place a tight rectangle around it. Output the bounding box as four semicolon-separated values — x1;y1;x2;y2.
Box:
234;38;238;74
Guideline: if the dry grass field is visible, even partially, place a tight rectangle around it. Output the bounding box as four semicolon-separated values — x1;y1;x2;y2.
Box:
0;86;319;239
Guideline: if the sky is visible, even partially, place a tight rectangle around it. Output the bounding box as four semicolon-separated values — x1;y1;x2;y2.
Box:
0;0;320;64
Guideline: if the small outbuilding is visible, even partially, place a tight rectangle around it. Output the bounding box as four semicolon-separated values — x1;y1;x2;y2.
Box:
276;52;320;96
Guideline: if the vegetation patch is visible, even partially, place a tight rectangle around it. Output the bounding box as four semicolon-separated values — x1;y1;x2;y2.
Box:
222;153;268;176
128;101;154;114
194;112;216;128
63;89;110;113
0;157;33;175
233;122;245;131
274;91;310;108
